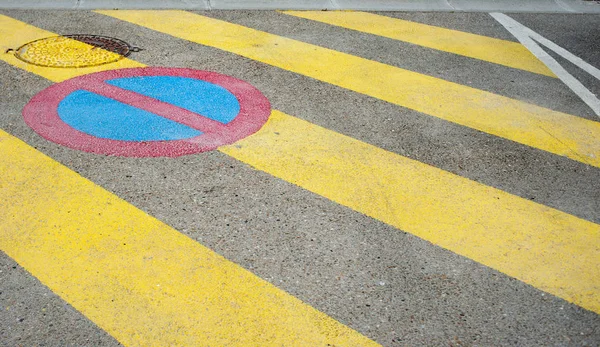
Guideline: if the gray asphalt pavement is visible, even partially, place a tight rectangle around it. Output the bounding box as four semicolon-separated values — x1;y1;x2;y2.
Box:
1;8;599;347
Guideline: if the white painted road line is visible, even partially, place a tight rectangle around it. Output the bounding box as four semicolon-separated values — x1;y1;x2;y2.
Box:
491;12;600;118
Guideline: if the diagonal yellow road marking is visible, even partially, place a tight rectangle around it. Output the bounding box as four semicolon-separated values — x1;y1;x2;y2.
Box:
1;12;599;326
97;10;600;169
0;129;381;346
221;111;600;314
282;11;555;77
0;14;380;347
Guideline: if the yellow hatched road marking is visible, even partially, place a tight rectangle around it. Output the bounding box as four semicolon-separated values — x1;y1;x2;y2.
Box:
282;11;555;77
0;129;380;346
0;12;599;324
0;15;380;346
222;112;600;314
97;10;600;169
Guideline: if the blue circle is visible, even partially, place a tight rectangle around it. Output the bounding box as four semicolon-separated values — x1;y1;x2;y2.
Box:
57;76;241;142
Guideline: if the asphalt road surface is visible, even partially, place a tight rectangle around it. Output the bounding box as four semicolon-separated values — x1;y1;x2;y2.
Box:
1;7;599;347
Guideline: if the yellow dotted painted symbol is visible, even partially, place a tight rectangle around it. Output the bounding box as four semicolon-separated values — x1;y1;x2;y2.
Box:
14;35;136;68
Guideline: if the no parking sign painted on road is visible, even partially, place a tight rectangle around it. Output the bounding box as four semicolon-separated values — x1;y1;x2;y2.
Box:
23;67;271;157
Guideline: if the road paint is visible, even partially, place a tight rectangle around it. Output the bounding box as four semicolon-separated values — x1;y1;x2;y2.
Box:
97;10;600;169
282;11;555;77
0;15;145;80
0;129;380;347
491;13;600;117
22;67;271;157
530;34;600;81
1;13;599;318
14;34;131;68
221;111;600;314
0;15;381;345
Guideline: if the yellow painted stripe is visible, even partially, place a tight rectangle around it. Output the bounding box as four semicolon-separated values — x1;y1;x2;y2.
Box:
221;111;600;314
0;15;380;346
2;13;599;317
282;11;555;77
0;129;380;347
97;10;600;169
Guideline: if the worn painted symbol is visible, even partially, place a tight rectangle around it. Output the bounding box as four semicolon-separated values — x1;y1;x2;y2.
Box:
23;67;271;157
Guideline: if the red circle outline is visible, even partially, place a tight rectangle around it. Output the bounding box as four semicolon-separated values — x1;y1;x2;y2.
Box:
23;67;271;157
